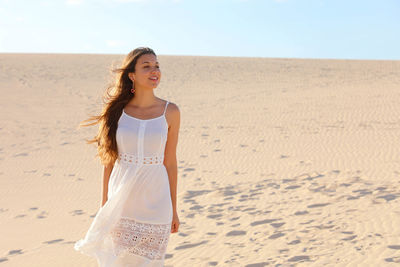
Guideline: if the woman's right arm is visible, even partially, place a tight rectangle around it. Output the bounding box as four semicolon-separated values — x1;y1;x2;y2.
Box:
101;160;115;207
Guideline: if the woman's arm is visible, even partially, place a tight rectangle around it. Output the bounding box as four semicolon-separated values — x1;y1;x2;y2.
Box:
163;103;181;214
101;160;115;207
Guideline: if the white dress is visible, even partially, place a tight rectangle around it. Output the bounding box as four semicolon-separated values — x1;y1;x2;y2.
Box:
75;101;173;267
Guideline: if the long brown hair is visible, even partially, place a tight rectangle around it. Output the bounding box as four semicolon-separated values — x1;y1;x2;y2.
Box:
79;47;156;165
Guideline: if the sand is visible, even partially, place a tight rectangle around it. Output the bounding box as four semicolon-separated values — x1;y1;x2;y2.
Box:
0;53;400;266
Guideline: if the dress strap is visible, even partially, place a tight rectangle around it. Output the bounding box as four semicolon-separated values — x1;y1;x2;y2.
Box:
163;101;169;115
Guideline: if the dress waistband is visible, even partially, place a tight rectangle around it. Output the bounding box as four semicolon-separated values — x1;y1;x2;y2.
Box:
118;153;164;165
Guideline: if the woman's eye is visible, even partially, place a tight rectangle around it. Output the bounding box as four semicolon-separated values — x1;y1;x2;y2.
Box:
143;65;159;69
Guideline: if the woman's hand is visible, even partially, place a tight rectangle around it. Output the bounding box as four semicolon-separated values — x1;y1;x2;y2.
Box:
171;211;180;233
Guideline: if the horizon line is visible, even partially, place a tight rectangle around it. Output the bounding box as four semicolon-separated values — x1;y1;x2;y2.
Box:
0;51;399;62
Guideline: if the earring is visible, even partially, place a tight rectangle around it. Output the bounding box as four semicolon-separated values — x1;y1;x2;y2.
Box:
131;81;135;93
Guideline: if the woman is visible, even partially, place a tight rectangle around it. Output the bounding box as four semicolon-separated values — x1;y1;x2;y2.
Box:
74;47;180;266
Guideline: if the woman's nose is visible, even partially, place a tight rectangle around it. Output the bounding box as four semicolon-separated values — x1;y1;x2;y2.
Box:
151;67;160;73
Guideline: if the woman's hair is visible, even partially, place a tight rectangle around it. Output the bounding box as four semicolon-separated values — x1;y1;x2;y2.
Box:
79;47;157;165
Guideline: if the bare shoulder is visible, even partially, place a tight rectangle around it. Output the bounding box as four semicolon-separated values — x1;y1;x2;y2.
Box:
165;101;180;128
166;101;180;114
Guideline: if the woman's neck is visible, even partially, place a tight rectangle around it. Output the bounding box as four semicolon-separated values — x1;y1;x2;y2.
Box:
128;87;159;108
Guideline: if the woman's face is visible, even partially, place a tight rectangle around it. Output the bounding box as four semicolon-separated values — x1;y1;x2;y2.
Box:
129;53;161;89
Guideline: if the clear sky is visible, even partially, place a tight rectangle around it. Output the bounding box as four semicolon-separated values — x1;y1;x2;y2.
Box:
0;0;399;60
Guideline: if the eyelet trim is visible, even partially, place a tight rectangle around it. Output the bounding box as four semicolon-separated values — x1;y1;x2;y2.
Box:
118;153;164;165
109;217;170;260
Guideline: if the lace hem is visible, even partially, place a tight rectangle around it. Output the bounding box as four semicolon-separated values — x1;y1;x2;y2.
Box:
109;217;171;261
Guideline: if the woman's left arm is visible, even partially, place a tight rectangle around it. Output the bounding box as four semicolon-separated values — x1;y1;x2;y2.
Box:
163;103;181;219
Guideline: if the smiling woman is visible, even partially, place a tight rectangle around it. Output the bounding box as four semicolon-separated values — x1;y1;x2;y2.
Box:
128;53;161;94
74;47;181;267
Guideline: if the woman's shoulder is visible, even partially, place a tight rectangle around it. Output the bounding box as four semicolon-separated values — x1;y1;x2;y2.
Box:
162;99;180;127
166;100;179;112
159;98;180;114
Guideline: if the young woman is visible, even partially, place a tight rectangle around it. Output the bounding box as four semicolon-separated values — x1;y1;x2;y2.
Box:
74;47;180;266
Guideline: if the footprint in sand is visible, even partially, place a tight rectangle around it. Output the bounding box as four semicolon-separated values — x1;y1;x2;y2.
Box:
37;211;49;219
242;207;256;212
271;222;285;228
307;203;330;208
230;216;240;221
285;185;301;190
226;230;246;236
244;262;269;267
288;239;301;245
377;194;398;202
341;235;357;241
250;218;280;226
268;232;285;239
184;190;212;200
178;232;188;237
8;249;23;255
0;249;24;263
189;205;204;210
294;210;309;215
388;245;400;250
385;257;400;263
70;210;85;216
207;213;223;219
287;255;311;262
14;152;28;157
174;240;208;250
220;186;242;197
43;239;64;244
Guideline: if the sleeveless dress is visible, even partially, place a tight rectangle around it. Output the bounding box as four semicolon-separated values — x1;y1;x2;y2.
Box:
74;101;173;267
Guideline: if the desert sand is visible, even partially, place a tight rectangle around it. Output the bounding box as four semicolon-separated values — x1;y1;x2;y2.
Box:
0;53;400;266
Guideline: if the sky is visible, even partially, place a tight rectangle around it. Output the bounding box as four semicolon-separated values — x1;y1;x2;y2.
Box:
0;0;399;60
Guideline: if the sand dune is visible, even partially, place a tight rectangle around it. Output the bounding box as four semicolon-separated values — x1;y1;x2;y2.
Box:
0;53;400;266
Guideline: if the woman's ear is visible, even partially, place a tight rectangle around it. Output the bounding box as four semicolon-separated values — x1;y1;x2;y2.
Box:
128;72;135;82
